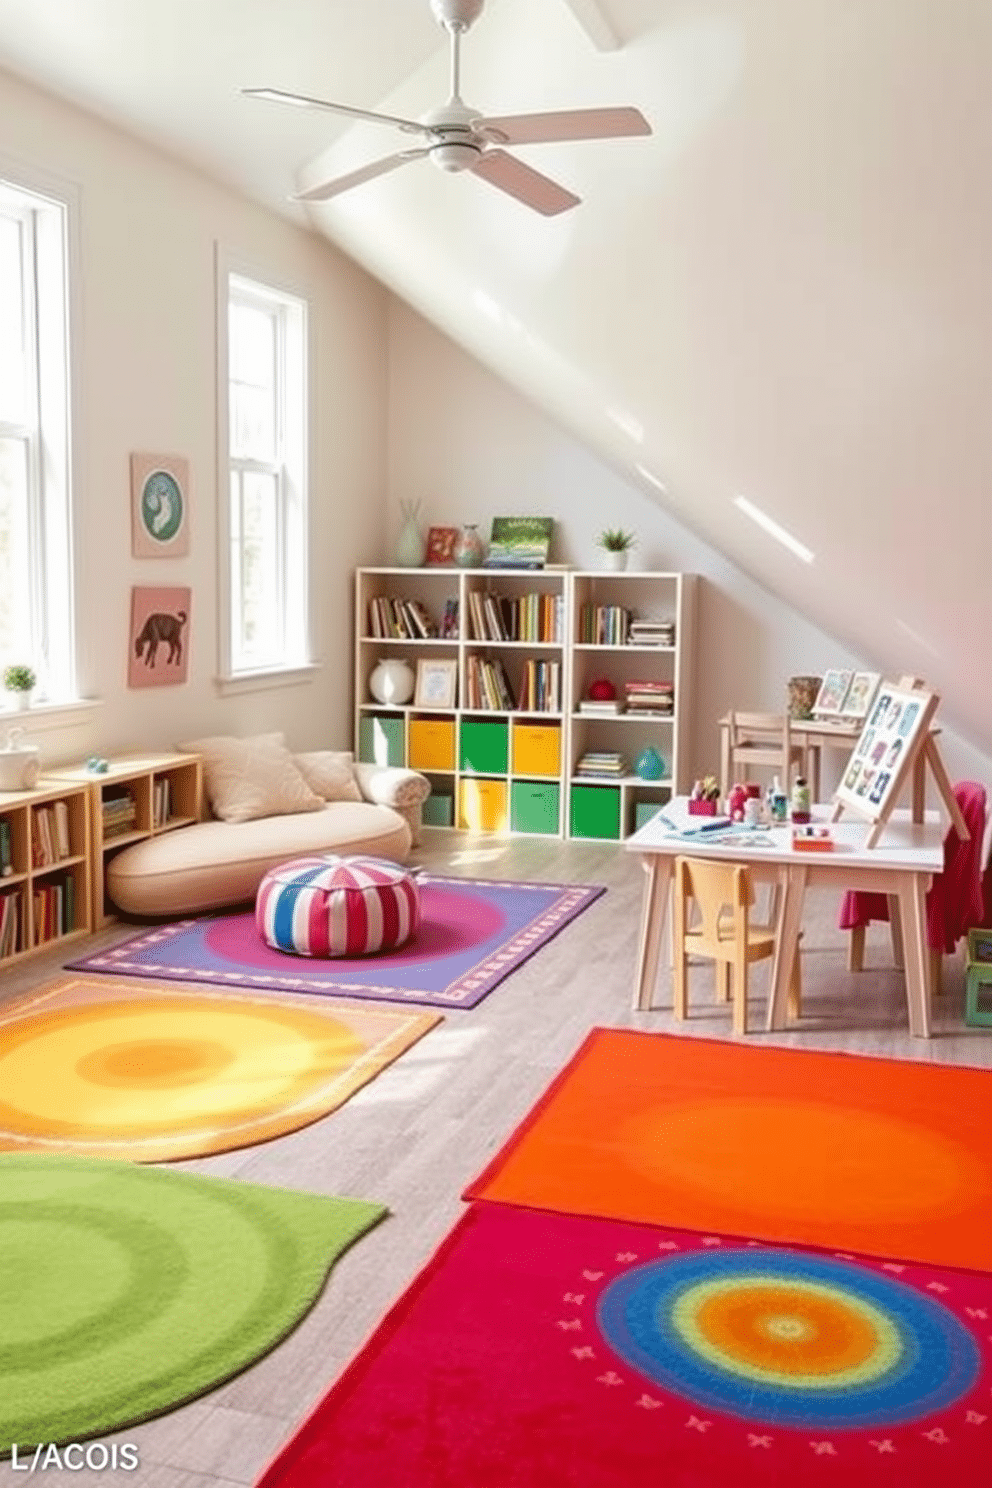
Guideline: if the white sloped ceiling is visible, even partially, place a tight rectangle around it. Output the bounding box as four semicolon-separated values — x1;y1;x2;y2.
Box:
300;0;992;753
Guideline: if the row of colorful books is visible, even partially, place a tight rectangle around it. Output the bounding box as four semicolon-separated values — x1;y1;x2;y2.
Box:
367;595;440;640
0;871;77;958
464;656;515;712
578;603;631;646
467;590;564;644
516;659;561;714
31;801;72;866
102;792;138;840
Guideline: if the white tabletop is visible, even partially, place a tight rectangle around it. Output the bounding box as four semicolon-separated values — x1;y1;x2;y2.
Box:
626;797;944;872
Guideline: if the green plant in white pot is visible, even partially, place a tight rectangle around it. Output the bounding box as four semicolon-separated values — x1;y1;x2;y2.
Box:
4;664;37;710
596;528;637;571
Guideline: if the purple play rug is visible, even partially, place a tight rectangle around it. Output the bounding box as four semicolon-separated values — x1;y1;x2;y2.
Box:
67;876;606;1010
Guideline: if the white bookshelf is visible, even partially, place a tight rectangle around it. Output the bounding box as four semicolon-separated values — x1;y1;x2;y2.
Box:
354;567;696;841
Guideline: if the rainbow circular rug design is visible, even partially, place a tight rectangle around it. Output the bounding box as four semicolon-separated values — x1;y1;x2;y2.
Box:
0;1153;385;1453
0;976;439;1160
597;1247;981;1429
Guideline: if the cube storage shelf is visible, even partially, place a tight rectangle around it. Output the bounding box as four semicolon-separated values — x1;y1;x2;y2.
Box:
0;778;92;964
354;567;696;842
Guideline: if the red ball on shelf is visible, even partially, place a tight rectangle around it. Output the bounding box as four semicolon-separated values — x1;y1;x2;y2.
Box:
588;678;617;701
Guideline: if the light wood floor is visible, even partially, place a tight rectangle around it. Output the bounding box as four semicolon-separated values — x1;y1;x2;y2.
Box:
1;830;990;1488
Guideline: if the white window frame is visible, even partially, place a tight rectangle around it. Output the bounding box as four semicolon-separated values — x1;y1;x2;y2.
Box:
216;250;312;686
0;168;77;707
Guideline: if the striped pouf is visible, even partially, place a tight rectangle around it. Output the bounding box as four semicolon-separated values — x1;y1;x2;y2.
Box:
255;855;420;958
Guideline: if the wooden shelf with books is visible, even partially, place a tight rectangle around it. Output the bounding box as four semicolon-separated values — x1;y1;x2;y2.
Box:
0;778;92;964
49;752;202;928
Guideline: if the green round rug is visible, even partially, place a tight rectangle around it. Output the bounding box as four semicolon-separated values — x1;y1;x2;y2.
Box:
0;1153;386;1454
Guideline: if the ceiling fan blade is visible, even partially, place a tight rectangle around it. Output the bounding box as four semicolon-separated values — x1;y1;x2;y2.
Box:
242;88;427;137
475;106;651;146
471;150;580;216
295;149;429;203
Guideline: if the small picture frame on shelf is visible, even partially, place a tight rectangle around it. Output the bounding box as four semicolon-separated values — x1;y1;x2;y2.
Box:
424;526;459;566
414;658;458;710
812;668;853;717
841;670;880;721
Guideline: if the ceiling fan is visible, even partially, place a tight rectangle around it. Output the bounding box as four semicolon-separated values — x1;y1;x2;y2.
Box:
243;0;651;216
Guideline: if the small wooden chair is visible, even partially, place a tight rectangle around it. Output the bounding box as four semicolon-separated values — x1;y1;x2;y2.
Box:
726;710;804;795
672;855;802;1035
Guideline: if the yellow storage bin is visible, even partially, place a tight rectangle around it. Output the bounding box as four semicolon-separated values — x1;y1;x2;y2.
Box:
458;778;509;833
409;716;456;771
511;722;561;778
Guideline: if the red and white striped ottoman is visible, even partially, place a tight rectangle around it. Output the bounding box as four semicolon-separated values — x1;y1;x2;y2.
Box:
255;854;420;958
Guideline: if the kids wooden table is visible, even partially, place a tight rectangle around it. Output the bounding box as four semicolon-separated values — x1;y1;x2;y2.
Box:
626;797;946;1037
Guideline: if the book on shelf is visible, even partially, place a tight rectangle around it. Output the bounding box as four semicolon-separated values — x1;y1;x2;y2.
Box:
0;817;12;876
575;750;628;777
465;655;516;711
0;889;20;957
577;699;623;715
53;799;71;859
440;597;460;639
153;776;172;827
484;516;553;569
102;791;137;839
516;658;561;714
628;619;676;646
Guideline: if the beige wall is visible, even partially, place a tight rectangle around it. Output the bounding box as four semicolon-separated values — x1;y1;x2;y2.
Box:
1;65;389;767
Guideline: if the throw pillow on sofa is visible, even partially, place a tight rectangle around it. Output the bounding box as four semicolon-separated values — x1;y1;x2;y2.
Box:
294;749;363;803
179;732;323;824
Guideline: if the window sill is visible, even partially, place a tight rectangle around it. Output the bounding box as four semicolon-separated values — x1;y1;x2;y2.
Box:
214;663;320;697
0;698;102;733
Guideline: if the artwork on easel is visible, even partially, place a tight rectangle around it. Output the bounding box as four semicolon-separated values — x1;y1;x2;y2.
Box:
835;682;932;819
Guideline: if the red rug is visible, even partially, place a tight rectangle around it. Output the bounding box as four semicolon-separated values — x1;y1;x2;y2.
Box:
257;1202;992;1488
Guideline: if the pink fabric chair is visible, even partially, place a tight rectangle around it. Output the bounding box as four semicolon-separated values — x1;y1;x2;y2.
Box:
838;781;988;992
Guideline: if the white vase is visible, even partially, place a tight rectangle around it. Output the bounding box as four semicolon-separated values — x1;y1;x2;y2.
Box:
12;692;31;711
369;657;415;705
394;513;426;568
601;549;628;571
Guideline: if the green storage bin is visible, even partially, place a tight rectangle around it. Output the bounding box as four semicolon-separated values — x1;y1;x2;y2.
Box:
570;784;621;840
422;793;454;827
510;780;560;835
459;718;509;775
358;713;405;768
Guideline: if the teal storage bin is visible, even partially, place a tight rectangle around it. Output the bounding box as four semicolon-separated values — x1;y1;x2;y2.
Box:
422;793;454;828
358;713;405;768
510;780;560;835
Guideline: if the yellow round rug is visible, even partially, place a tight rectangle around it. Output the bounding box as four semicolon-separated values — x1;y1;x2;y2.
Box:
0;976;439;1160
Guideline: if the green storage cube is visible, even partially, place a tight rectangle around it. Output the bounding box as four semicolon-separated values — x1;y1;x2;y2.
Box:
510;780;560;835
422;793;454;827
459;718;509;775
570;784;621;840
358;713;405;767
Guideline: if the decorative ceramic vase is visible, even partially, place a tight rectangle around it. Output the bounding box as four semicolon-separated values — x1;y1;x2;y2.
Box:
369;657;415;706
394;511;426;568
454;524;485;568
601;548;628;572
12;692;31;711
634;745;665;781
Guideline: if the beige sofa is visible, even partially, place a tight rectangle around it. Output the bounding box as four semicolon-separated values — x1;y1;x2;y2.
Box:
105;736;429;918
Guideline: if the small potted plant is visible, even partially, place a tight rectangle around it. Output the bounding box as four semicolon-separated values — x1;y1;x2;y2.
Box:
4;664;37;710
596;528;637;571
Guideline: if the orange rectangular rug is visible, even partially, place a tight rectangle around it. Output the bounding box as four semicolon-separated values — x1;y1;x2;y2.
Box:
465;1030;992;1274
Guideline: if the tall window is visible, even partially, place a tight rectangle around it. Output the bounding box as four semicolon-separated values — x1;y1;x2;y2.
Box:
0;179;74;701
225;272;308;677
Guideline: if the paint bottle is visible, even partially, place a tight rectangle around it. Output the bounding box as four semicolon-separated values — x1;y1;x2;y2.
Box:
790;776;811;823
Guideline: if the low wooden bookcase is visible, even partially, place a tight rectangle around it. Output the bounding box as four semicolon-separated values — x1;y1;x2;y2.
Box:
49;752;202;927
0;778;92;964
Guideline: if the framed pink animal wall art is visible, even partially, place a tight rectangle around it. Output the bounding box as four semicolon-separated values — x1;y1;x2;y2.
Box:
128;586;191;688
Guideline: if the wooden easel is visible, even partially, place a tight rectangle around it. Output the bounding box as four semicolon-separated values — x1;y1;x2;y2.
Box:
831;676;968;847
